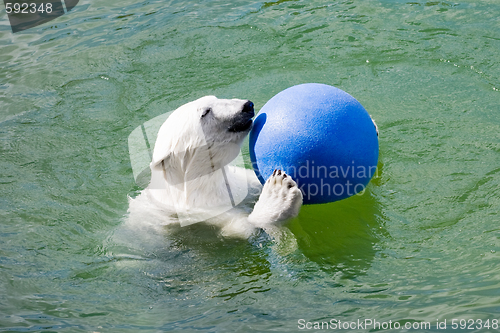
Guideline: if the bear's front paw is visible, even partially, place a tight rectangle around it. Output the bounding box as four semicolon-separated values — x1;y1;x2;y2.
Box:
248;169;303;226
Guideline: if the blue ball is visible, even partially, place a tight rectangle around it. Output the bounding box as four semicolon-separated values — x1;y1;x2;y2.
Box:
249;83;379;204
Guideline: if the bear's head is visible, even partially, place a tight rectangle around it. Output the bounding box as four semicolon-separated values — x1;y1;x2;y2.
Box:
150;96;254;182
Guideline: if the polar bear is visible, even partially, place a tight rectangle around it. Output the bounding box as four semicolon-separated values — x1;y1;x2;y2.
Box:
125;96;303;239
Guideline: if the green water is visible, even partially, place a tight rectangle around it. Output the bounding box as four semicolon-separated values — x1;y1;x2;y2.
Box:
1;0;499;332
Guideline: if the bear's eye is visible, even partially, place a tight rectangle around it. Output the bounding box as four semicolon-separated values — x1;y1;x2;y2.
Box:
201;108;212;118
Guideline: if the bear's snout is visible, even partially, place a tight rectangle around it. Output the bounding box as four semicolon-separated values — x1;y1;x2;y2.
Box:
242;101;254;115
228;100;254;133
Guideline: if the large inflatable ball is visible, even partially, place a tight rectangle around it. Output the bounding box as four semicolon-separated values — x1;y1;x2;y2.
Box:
249;83;379;204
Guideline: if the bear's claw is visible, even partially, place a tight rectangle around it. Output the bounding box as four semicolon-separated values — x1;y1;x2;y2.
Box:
249;169;303;226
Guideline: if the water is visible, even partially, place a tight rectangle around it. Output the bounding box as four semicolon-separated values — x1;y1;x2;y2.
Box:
1;0;499;331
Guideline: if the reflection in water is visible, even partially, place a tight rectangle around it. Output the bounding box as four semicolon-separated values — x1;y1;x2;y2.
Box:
290;179;384;279
107;217;275;296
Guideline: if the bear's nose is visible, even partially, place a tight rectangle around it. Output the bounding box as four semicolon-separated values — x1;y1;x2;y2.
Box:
242;101;254;114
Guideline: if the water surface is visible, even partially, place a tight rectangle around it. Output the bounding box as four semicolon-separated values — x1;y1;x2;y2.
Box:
1;0;499;332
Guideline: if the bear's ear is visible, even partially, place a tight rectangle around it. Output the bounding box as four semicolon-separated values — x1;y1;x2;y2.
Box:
150;112;180;170
150;96;216;170
150;139;172;170
151;156;167;170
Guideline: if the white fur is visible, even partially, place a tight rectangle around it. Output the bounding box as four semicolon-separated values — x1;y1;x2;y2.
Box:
125;96;303;239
